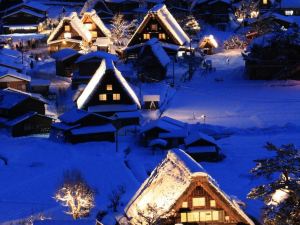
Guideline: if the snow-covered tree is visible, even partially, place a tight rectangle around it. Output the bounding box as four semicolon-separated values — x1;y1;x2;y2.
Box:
224;35;247;50
133;204;175;225
183;15;200;36
234;0;259;22
55;170;95;219
248;142;300;225
110;13;137;46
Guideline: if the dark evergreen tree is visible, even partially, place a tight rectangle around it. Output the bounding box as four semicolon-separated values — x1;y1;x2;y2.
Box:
248;142;300;225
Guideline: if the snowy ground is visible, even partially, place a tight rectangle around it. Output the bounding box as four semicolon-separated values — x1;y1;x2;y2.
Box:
1;48;300;224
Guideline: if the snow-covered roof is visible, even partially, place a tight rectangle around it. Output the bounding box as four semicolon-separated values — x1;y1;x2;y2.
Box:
75;51;118;64
71;124;116;135
2;1;48;14
0;48;21;58
159;129;188;138
140;116;186;133
34;220;95;225
81;9;111;38
51;48;79;61
0;71;31;82
113;110;141;119
125;149;255;225
184;131;218;146
149;138;167;147
5;112;51;126
2;8;45;19
47;12;92;44
4;88;48;104
87;104;138;113
0;54;23;71
0;89;29;109
280;0;300;8
142;38;170;67
77;58;141;109
127;4;190;47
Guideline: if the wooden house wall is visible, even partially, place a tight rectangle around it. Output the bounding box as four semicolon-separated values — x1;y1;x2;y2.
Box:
69;131;115;143
129;16;181;47
49;41;81;54
52;21;83;42
0;79;29;92
56;54;80;77
9;115;52;137
137;46;167;82
77;59;102;76
172;178;249;225
82;15;106;40
0;98;45;119
84;70;136;108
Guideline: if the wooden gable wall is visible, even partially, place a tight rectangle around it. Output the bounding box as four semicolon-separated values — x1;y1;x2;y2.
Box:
82;15;106;39
53;20;83;42
84;70;135;108
129;15;180;47
172;177;250;225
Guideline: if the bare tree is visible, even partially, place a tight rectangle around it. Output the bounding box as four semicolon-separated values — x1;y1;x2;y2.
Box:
110;13;137;46
54;170;95;219
108;185;126;212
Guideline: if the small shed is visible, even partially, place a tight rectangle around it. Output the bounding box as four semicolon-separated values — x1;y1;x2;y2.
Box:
30;79;51;96
137;38;170;82
184;132;221;161
143;95;160;110
52;48;81;77
0;71;31;91
199;35;218;55
5;112;52;137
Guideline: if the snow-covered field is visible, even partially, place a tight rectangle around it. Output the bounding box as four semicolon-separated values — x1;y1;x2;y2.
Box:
1;49;300;224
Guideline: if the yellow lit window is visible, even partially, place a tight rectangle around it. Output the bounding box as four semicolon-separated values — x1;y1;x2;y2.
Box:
263;0;268;5
182;201;188;208
91;31;98;38
159;33;166;40
84;23;93;30
225;215;230;221
187;212;199;222
106;84;113;91
143;33;150;40
180;213;187;222
212;211;219;221
210;200;216;207
193;197;205;207
65;25;70;32
113;93;120;100
99;94;107;101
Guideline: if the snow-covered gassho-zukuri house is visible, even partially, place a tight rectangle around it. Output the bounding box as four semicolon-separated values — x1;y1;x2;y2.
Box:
123;4;190;58
121;149;255;225
81;9;112;52
76;58;141;117
135;38;171;82
47;12;92;53
1;1;48;34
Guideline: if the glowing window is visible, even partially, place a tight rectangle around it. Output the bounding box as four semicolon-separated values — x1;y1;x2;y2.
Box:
84;23;93;30
212;211;219;221
187;212;199;222
64;25;70;32
225;215;230;221
182;201;188;208
113;93;120;100
210;200;216;207
64;32;71;39
91;31;98;38
193;197;205;207
143;33;150;40
106;84;113;91
180;213;187;222
263;0;268;5
99;94;107;101
285;10;294;16
159;33;166;40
